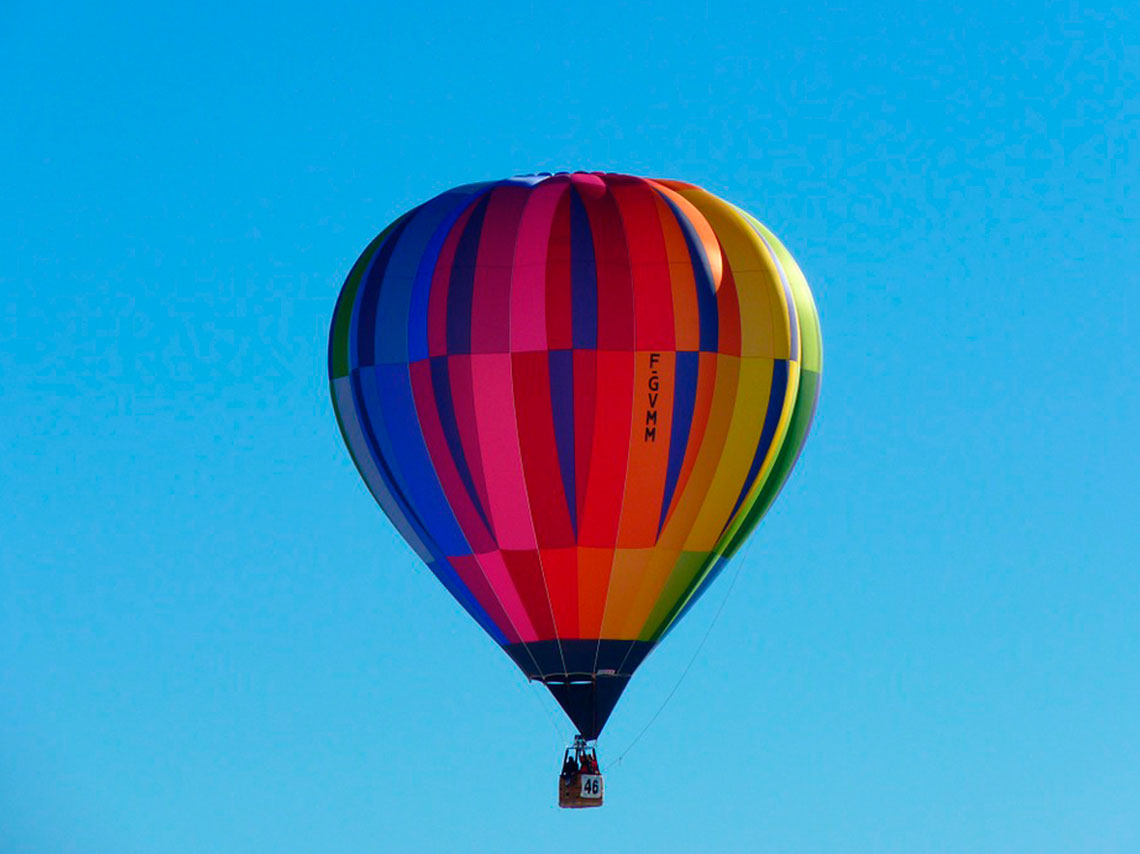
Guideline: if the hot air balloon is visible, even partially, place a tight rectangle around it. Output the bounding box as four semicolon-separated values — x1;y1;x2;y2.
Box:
328;172;821;807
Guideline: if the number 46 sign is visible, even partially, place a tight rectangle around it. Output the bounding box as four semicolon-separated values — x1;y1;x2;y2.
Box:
579;775;603;799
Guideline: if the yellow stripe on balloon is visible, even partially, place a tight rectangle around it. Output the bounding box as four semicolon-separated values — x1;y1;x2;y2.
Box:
712;359;801;559
737;209;823;374
684;356;775;551
616;544;684;638
597;547;654;638
660;183;794;361
647;358;803;633
638;550;713;641
657;352;742;550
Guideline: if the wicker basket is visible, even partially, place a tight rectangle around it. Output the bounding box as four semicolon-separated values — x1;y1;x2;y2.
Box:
558;773;604;809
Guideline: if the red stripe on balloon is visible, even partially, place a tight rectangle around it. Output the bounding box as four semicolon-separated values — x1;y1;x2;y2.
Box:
512;351;576;549
612;178;675;351
545;191;573;350
501;549;557;640
578;349;635;548
540;547;579;638
583;186;635;352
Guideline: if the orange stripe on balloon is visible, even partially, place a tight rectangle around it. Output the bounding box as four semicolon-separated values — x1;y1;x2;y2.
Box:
613;545;683;638
598;548;654;638
645;180;724;292
654;193;700;351
616;351;675;548
577;546;613;639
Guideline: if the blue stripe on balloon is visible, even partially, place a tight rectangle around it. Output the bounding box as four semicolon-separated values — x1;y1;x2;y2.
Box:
408;184;498;361
446;194;491;355
350;367;501;646
658;193;718;352
429;354;495;536
363;364;472;557
332;376;434;564
658;350;699;534
548;349;577;536
330;235;384;379
375;192;480;365
347;367;447;564
352;213;412;368
569;189;598;350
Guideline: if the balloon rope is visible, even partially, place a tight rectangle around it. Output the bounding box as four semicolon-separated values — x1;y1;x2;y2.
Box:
523;677;572;749
602;547;750;773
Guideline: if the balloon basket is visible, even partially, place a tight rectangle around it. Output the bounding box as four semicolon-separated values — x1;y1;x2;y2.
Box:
558;736;604;809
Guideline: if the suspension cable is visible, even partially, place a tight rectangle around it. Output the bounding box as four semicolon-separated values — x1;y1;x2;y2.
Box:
602;545;752;773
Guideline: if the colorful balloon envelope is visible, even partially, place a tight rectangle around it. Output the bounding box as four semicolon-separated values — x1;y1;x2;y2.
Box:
329;172;821;739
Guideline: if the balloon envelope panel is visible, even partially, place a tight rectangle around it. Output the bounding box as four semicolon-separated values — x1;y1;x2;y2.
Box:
329;173;821;738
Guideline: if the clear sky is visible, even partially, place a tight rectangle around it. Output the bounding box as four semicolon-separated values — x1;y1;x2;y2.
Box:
3;1;1138;852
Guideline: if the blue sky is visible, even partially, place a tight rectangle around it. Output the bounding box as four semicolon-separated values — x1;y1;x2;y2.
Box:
2;1;1138;851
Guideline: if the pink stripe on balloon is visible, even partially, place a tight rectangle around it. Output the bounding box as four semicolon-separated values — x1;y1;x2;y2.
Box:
474;550;538;641
511;177;571;352
447;553;520;643
569;171;607;199
469;353;538;551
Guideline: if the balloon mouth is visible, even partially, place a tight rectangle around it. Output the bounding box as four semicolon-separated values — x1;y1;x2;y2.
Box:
541;675;595;687
503;639;654;680
540;674;632;740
